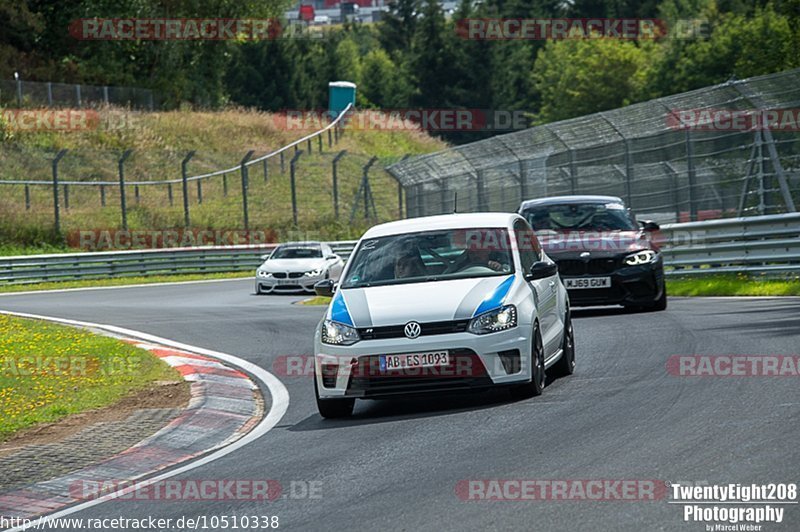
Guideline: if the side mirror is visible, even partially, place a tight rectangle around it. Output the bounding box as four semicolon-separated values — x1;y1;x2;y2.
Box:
527;261;558;280
640;220;660;232
326;254;339;261
314;279;336;298
260;254;270;261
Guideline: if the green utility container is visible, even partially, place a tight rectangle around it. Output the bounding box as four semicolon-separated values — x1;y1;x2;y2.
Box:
328;81;356;117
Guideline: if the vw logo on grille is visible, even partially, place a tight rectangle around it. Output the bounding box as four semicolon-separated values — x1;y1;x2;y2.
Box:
404;321;422;339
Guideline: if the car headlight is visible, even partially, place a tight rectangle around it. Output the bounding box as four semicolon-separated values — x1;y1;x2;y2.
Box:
624;250;658;266
468;305;517;335
257;270;272;278
305;268;323;277
321;320;360;345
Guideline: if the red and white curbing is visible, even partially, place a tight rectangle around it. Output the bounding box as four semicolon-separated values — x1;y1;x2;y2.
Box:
0;338;264;522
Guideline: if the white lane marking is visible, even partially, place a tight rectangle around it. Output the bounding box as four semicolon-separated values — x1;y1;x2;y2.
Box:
0;276;251;297
0;310;290;532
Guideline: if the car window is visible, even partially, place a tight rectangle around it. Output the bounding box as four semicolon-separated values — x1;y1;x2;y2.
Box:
271;246;322;259
342;228;514;289
522;202;638;231
514;219;541;272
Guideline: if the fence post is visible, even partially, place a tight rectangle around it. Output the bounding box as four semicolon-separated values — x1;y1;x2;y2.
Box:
16;77;22;107
280;151;285;173
398;154;410;218
76;85;82;108
328;129;332;148
167;183;173;206
318;134;323;153
360;157;379;221
290;150;303;226
307;138;312;153
46;82;53;106
223;173;228;196
134;185;140;205
25;185;30;211
181;151;195;227
240;151;255;231
476;170;487;211
761;127;797;212
196;178;203;204
51;149;68;234
685;130;697;221
263;159;268;183
100;184;106;207
518;159;528;202
103;86;109;105
118;150;132;231
332;150;347;219
568;150;577;194
63;184;69;210
624;140;633;207
663;162;681;222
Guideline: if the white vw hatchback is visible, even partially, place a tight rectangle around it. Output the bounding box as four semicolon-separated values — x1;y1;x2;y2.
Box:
313;213;574;418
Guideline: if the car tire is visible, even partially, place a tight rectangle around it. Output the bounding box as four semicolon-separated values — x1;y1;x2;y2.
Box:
255;284;262;295
511;322;546;400
551;312;575;378
315;377;355;418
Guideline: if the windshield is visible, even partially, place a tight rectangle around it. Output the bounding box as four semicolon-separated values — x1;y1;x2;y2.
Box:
342;228;514;289
270;246;322;259
522;202;638;232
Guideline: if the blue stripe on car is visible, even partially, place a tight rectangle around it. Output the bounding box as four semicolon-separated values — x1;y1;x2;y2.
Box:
473;275;515;317
330;291;354;326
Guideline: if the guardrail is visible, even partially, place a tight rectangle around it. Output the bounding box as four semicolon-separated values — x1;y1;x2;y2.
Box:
1;214;798;285
659;213;800;276
0;242;357;286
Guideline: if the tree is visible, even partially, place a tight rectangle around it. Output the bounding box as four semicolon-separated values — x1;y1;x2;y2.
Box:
533;38;649;123
646;3;799;97
379;0;420;56
408;0;456;108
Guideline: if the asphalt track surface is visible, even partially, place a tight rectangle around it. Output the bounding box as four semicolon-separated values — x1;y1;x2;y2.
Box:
1;280;798;531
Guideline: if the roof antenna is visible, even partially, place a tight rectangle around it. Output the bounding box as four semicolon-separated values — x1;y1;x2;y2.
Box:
453;192;458;213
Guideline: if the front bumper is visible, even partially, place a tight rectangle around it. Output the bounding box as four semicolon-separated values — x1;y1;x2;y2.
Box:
561;262;665;307
256;274;323;294
314;327;532;399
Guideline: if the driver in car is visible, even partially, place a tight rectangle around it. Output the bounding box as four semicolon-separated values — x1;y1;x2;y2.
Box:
450;246;506;273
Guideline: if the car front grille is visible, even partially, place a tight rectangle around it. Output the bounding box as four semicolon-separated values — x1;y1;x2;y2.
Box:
358;319;470;340
346;349;492;397
557;257;619;276
288;272;304;279
272;272;287;279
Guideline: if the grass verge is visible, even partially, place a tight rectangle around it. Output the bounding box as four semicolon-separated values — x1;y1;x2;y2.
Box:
298;296;332;306
0;271;252;294
0;314;182;441
667;274;800;297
